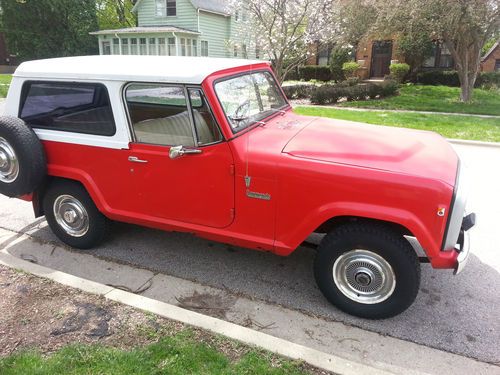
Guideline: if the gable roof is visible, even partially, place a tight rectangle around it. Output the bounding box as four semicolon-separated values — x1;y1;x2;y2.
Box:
482;41;499;61
132;0;230;16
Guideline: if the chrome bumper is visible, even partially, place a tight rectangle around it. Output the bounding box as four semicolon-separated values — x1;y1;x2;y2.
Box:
454;229;470;275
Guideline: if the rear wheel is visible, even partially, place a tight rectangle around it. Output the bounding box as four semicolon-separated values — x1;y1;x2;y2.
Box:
314;223;420;319
43;180;108;249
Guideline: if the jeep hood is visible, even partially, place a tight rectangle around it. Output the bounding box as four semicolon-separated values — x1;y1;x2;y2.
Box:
281;117;458;186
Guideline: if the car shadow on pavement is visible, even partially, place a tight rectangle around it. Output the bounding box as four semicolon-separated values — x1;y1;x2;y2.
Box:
5;221;500;364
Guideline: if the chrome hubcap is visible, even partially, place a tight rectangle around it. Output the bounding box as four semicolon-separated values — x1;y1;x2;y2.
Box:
333;249;396;304
0;137;19;183
53;195;89;237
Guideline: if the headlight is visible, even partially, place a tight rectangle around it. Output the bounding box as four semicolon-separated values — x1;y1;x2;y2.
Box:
442;160;469;251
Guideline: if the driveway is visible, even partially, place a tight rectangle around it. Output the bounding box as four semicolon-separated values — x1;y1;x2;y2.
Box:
0;141;499;364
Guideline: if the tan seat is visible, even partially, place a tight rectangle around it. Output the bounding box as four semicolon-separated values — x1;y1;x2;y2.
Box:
133;110;213;146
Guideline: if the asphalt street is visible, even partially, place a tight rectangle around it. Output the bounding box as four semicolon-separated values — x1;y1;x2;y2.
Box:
0;98;499;364
0;140;499;364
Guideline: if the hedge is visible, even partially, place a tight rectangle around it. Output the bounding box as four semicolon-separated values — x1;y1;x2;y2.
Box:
415;70;500;88
298;66;332;81
310;81;399;104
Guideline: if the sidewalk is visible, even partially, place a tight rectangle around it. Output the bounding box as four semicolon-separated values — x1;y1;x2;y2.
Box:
1;227;498;375
292;102;500;119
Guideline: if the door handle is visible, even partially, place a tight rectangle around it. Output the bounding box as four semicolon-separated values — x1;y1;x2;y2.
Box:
128;156;148;163
169;145;202;159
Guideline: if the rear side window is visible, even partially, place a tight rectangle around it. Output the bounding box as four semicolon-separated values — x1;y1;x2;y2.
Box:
19;81;116;136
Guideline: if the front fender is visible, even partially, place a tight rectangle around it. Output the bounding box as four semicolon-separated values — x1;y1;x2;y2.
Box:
273;201;439;259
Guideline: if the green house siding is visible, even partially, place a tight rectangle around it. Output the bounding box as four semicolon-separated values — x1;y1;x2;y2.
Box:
137;0;198;31
198;12;230;58
93;0;259;60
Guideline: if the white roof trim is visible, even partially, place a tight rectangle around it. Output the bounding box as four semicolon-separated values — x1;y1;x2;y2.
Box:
90;26;200;36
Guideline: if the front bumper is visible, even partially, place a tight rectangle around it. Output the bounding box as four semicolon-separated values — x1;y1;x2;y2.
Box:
453;213;476;275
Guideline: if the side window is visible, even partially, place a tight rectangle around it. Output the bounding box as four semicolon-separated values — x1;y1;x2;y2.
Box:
20;81;116;136
125;84;195;147
187;88;223;145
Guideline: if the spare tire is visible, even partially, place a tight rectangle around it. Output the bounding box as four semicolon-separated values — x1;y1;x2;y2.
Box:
0;116;46;197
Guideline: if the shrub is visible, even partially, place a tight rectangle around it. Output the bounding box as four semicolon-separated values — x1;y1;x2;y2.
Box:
281;84;315;99
415;70;460;86
329;46;352;82
342;62;360;78
476;72;500;89
298;66;332;81
337;77;360;87
389;63;410;83
310;85;341;104
366;83;382;99
379;80;399;97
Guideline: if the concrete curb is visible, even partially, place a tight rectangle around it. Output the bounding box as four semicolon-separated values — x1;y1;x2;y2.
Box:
0;232;394;375
447;138;500;148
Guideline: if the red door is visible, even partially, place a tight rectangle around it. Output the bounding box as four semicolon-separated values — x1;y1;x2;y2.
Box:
126;141;235;229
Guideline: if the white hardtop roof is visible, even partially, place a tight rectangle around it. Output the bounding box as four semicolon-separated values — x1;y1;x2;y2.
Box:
14;55;269;84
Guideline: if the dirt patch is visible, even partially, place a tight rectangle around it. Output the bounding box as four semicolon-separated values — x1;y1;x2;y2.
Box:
0;265;183;357
0;265;329;374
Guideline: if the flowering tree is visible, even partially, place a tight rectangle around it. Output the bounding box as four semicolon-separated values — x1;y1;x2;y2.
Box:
228;0;338;82
374;0;500;102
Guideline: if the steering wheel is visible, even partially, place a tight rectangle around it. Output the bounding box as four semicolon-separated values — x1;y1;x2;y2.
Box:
233;99;250;120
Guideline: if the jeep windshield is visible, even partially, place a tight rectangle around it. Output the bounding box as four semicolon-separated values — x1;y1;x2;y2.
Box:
214;71;288;133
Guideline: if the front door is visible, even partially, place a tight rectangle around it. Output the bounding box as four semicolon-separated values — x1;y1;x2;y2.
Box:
370;40;393;78
124;83;234;228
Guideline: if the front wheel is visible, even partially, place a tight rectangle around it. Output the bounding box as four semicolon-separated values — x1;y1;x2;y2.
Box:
314;223;420;319
43;180;108;249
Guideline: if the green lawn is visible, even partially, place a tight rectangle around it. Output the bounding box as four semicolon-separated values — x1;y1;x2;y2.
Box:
0;330;309;375
294;106;500;142
336;85;500;116
0;74;12;85
0;74;11;98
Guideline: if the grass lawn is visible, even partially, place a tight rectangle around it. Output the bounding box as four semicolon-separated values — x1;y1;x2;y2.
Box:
294;106;500;142
0;74;12;85
336;85;500;116
0;330;309;375
0;74;12;98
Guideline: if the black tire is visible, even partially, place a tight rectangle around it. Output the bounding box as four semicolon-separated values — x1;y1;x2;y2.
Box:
43;180;108;249
314;223;420;319
0;116;46;197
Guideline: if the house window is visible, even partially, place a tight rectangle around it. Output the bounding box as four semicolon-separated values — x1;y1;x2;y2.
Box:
121;38;129;55
233;45;238;57
495;59;500;72
422;43;437;67
155;0;166;16
192;40;197;56
255;45;260;59
439;44;453;68
235;11;239;21
148;38;157;55
181;38;186;56
112;38;120;54
139;38;147;55
317;44;333;66
242;44;247;58
167;0;176;16
201;41;209;57
168;37;176;56
102;41;111;55
158;38;166;55
130;38;138;55
187;39;192;56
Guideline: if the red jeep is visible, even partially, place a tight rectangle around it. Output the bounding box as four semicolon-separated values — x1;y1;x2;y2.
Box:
0;56;475;318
